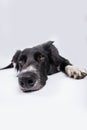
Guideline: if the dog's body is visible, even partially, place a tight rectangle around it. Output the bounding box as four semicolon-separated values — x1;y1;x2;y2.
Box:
1;41;87;92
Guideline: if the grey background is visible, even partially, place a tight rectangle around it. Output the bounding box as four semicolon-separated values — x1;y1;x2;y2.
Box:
0;0;87;67
0;1;87;130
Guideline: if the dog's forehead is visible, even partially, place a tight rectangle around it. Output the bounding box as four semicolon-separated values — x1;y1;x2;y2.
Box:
22;46;44;56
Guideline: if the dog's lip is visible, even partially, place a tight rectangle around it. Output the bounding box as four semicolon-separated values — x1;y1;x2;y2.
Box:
20;87;40;92
21;88;35;92
20;87;33;92
19;83;44;92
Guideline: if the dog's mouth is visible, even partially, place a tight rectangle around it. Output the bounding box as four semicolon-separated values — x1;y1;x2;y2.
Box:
19;82;44;92
20;85;42;92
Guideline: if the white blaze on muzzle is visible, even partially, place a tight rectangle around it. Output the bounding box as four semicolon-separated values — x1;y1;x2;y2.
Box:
21;65;37;73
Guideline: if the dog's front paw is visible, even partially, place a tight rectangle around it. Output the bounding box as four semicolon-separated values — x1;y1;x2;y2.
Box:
65;65;87;79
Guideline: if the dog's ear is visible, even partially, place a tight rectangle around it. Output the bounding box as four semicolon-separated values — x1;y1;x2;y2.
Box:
12;50;21;63
43;41;59;66
0;50;22;71
11;50;22;71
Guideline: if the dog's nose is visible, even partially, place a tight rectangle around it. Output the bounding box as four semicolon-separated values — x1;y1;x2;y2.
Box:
19;77;35;88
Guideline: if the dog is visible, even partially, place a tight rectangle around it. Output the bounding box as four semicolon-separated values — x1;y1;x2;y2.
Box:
0;41;87;92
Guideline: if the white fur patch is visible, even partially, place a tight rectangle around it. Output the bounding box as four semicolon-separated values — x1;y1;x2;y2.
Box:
13;62;16;68
65;65;87;79
21;65;37;73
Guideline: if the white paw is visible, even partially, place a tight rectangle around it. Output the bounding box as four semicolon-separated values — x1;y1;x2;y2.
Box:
65;65;87;79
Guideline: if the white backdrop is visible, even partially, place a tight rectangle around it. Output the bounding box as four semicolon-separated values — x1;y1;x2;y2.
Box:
0;0;87;130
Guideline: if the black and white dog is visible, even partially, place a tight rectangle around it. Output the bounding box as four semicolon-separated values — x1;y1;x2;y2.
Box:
0;41;87;92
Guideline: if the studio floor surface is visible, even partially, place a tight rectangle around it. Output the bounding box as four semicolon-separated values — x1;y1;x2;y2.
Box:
0;57;87;130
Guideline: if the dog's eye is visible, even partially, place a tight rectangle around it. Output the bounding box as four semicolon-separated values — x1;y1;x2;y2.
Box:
37;55;45;62
34;52;45;62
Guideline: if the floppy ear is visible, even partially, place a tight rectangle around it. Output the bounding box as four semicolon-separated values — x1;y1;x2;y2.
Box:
11;50;21;71
12;50;21;63
0;50;21;70
43;41;59;66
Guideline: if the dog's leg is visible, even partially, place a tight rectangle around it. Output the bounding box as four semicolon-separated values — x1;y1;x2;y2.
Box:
43;43;87;79
57;56;87;79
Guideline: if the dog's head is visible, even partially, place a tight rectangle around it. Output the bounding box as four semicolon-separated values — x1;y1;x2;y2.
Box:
12;41;59;92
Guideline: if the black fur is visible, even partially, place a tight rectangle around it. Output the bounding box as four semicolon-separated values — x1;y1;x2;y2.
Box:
12;41;71;75
1;41;86;92
0;63;13;70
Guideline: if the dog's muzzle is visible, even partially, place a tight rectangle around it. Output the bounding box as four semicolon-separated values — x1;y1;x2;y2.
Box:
18;71;41;92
